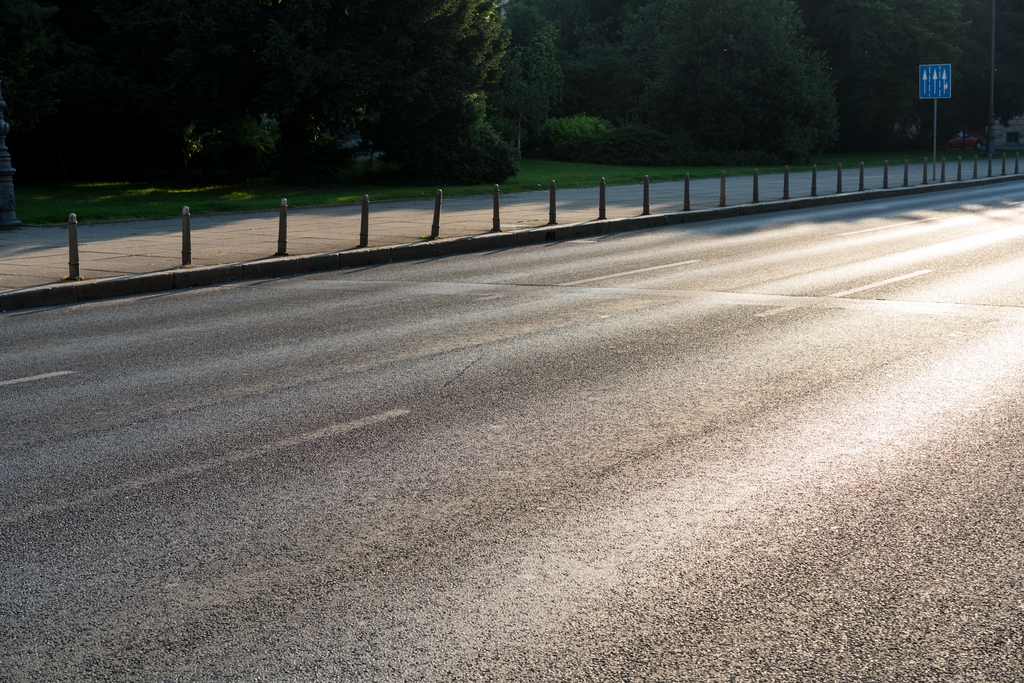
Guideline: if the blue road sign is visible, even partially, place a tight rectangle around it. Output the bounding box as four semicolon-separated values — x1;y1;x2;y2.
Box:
920;64;951;99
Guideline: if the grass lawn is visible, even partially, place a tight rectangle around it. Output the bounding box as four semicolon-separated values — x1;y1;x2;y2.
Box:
15;152;922;225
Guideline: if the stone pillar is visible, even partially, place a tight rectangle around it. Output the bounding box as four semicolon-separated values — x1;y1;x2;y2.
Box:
0;81;21;229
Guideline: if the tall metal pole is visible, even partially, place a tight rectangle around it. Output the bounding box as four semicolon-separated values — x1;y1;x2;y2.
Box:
986;0;996;157
0;81;21;229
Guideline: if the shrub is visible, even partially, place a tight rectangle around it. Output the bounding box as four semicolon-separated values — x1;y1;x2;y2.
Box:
579;126;678;166
544;115;614;161
387;121;520;185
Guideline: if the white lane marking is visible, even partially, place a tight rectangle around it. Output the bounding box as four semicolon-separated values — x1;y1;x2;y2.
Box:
840;217;940;236
0;371;76;387
830;270;932;298
558;259;701;286
755;306;800;318
3;409;409;522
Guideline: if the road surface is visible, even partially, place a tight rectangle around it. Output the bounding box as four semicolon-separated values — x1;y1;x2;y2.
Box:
3;183;1024;680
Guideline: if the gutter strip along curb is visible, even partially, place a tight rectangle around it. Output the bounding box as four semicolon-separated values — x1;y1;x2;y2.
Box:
2;173;1022;312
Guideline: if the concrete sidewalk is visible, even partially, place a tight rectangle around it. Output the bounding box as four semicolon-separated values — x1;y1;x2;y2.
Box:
0;160;1013;293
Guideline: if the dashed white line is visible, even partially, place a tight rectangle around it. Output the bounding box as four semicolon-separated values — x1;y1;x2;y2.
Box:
2;409;410;522
840;217;941;236
0;371;76;387
558;259;701;286
830;270;933;298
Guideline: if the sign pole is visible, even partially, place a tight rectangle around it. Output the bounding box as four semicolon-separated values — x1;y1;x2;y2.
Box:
920;64;951;177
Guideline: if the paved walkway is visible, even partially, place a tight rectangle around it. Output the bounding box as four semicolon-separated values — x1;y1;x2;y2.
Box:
0;159;1006;292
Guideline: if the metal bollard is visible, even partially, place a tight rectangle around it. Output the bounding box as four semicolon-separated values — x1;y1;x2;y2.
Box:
1016;152;1020;174
988;155;992;178
941;157;946;183
837;163;842;193
599;177;606;219
431;190;442;239
642;175;650;215
549;180;557;225
957;156;962;181
492;184;501;232
859;162;865;191
684;173;691;211
360;195;369;247
181;206;191;266
67;213;80;280
974;155;978;179
752;168;759;203
811;164;817;197
903;159;909;187
783;165;789;199
276;198;288;256
719;171;726;207
1002;153;1006;176
922;158;928;185
883;160;889;189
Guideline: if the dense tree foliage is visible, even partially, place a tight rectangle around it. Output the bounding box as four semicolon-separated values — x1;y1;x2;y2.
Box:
489;3;563;155
4;0;516;182
643;0;837;160
4;0;1024;182
797;0;964;149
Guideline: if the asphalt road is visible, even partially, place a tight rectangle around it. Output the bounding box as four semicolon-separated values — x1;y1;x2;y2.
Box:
3;184;1024;681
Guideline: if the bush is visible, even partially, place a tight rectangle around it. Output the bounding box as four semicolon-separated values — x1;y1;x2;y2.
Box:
544;115;614;161
577;125;785;167
386;120;520;185
580;127;679;166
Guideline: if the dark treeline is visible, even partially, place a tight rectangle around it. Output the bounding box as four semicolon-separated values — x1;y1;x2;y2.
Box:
2;0;1022;183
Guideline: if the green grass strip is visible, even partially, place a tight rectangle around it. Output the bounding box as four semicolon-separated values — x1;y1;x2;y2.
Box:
16;152;912;225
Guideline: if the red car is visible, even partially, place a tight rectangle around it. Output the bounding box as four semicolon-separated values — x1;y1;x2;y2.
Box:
948;132;986;150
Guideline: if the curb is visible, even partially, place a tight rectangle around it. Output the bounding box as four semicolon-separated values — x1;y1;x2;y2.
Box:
2;173;1022;312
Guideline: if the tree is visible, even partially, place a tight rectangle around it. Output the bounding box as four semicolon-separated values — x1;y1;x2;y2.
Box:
0;0;62;130
797;0;964;150
490;3;562;155
360;0;518;182
643;0;837;160
950;0;1024;136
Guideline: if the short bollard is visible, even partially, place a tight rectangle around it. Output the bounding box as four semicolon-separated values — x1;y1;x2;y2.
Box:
783;165;790;199
181;206;192;266
1002;153;1006;176
922;158;928;185
941;157;946;183
491;184;501;232
883;160;889;189
359;195;369;247
859;162;864;191
837;163;842;194
957;156;962;181
599;177;607;219
276;198;288;256
67;213;80;280
719;171;726;207
811;164;817;196
752;168;759;203
1016;152;1020;174
684;173;691;211
642;175;650;215
549;180;557;225
988;155;992;178
431;189;442;239
974;155;979;179
903;159;909;187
